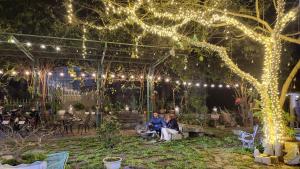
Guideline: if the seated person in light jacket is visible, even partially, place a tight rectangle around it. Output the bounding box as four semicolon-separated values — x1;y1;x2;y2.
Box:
147;112;166;134
160;113;179;141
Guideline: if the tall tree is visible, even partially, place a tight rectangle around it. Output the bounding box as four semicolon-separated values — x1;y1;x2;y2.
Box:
68;0;300;149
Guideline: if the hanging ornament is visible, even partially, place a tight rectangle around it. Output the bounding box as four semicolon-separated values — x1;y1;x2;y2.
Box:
251;59;254;63
199;56;204;62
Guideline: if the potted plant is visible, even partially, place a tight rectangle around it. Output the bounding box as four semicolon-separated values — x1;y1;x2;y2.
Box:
97;114;122;169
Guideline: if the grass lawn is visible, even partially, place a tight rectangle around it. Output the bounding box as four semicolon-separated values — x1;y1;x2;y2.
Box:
43;130;299;169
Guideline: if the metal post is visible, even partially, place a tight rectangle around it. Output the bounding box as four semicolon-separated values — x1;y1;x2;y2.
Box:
146;53;172;120
96;43;107;128
146;68;154;121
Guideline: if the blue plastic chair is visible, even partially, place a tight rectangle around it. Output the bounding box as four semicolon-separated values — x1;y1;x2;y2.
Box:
46;151;69;169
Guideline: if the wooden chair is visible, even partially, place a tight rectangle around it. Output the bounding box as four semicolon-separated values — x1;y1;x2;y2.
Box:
238;125;259;148
77;114;91;134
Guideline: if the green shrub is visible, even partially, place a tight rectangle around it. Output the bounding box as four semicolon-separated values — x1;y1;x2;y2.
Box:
73;102;85;111
22;153;47;164
1;153;47;166
1;159;19;166
97;114;121;149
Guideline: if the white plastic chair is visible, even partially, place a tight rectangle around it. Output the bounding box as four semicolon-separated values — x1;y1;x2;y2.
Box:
238;125;259;148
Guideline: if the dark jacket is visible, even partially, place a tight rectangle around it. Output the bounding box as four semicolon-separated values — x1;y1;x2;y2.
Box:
147;117;166;131
167;119;179;131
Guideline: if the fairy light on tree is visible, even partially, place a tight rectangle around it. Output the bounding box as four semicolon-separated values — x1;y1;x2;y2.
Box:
67;0;300;148
82;26;87;59
66;0;73;24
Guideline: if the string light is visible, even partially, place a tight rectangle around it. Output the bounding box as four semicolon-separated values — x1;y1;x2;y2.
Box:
211;84;215;88
195;83;200;87
70;73;76;77
121;75;126;79
59;73;64;77
48;72;53;76
165;78;170;82
56;46;61;51
12;71;17;75
25;71;30;76
130;75;135;79
110;74;115;78
81;73;86;77
204;84;208;87
92;73;96;77
66;0;73;24
218;84;223;88
40;44;46;49
82;26;87;59
26;42;32;47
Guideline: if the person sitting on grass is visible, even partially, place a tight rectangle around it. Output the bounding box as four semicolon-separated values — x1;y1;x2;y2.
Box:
160;113;179;141
147;112;166;135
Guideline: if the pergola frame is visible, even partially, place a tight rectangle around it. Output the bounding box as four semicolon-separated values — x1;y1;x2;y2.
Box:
0;33;185;125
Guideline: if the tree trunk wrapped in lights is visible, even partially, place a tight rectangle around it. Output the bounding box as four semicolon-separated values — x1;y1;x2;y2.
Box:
67;0;300;147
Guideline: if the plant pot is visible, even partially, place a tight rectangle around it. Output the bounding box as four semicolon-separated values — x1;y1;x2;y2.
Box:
103;157;122;169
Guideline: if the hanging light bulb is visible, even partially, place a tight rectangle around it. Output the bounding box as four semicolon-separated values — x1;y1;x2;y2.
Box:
25;71;30;76
102;74;106;78
0;70;3;74
218;84;223;88
110;74;115;78
92;73;96;77
176;80;180;85
48;72;53;76
59;72;64;77
56;46;61;51
211;84;215;88
234;84;239;87
81;73;86;77
157;76;161;81
140;75;144;79
26;42;32;47
195;83;200;87
204;84;208;87
40;44;46;49
130;75;135;79
165;78;170;82
121;75;126;79
188;82;192;86
12;71;17;75
183;81;187;86
226;84;230;88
